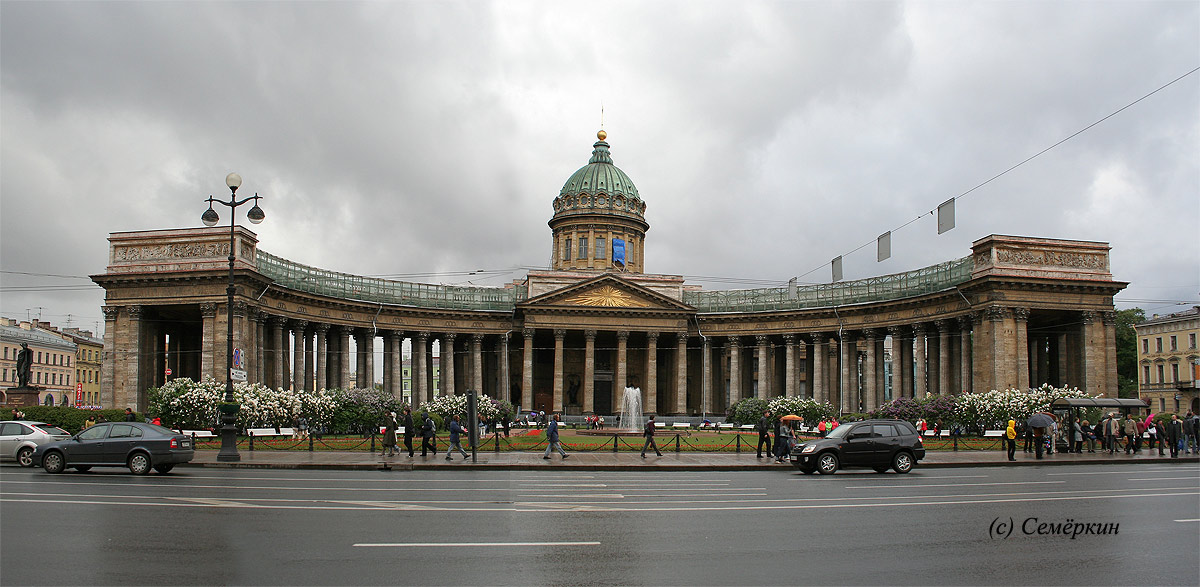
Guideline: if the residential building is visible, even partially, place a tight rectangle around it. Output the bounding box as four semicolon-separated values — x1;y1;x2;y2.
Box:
1136;306;1200;415
1;318;78;406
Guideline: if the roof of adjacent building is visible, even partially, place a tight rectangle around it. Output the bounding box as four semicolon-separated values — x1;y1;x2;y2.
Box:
1138;306;1200;327
0;324;78;351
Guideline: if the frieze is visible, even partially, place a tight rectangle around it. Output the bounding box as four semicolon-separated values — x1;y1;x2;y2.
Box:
114;242;230;262
994;247;1106;270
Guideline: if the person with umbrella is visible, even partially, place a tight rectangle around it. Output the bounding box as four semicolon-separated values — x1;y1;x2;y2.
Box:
775;415;801;463
1027;412;1054;460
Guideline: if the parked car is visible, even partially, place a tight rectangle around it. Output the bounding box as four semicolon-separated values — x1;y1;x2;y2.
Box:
790;419;925;475
1;421;71;467
32;422;194;475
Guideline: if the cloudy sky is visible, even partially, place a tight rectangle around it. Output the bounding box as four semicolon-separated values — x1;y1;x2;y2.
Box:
2;1;1197;336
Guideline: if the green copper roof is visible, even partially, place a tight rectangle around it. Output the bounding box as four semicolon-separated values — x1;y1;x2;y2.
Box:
559;139;642;202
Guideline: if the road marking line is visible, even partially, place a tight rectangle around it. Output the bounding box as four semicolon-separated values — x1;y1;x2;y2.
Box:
844;481;1065;489
354;541;601;547
1048;468;1199;476
1174;518;1200;522
1127;477;1199;481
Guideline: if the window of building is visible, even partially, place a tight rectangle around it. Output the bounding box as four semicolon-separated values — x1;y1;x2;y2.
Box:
1;370;5;382
596;237;606;259
1157;364;1164;383
1156;338;1163;353
579;237;588;259
1171;336;1177;351
1143;365;1151;384
1191;333;1197;349
1175;397;1181;412
1142;339;1149;354
37;372;42;384
2;347;6;360
1160;398;1165;412
1172;363;1179;382
37;352;42;363
563;238;572;261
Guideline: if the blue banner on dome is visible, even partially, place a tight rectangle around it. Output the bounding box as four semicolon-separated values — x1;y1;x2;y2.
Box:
612;238;626;267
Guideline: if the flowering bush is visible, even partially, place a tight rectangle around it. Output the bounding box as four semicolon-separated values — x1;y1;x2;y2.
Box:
767;396;839;424
870;385;1096;430
148;378;384;433
423;393;502;423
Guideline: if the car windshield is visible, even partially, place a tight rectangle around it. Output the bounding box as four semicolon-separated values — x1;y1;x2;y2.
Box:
826;423;854;439
144;424;179;436
34;425;69;436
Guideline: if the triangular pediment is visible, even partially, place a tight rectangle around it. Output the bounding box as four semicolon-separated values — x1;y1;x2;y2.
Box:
521;274;693;311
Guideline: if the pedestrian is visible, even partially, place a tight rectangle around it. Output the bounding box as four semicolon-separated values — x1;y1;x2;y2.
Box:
1185;412;1199;454
446;415;469;460
401;408;415;457
756;411;773;458
1167;414;1183;458
1123;414;1138;454
1146;417;1157;451
150;416;162;426
1104;414;1120;454
641;414;662;457
1072;419;1083;454
381;412;398;457
543;414;568;459
1081;420;1096;453
84;415;97;429
10;408;22;420
124;407;136;422
420;413;437;457
774;422;794;463
1020;420;1032;453
1033;426;1044;460
1005;419;1017;461
297;416;309;440
817;420;827;437
1154;418;1167;456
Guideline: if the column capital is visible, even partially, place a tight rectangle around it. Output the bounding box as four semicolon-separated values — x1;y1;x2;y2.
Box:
838;330;856;341
585;329;598;340
727;335;741;347
197;303;215;319
912;322;928;335
646;331;659;342
314;322;331;334
806;332;827;344
386;328;402;339
292;319;309;332
935;319;951;333
472;333;485;344
416;331;430;342
887;325;905;338
1101;310;1116;325
231;301;248;317
616;330;629;341
270;315;289;327
782;333;795;344
1080;310;1098;324
984;306;1007;322
522;328;536;339
102;306;121;321
553;329;566;339
337;324;355;335
957;314;973;331
862;328;879;341
442;332;457;343
1012;307;1030;322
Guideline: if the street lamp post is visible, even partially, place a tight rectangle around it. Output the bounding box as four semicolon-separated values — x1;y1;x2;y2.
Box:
202;172;265;462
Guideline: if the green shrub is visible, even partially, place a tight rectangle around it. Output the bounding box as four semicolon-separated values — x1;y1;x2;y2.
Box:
727;398;770;426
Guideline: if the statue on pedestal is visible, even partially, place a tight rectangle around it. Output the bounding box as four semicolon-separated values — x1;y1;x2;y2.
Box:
15;343;33;388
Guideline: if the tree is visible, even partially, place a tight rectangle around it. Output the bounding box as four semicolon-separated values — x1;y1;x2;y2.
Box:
1114;308;1144;398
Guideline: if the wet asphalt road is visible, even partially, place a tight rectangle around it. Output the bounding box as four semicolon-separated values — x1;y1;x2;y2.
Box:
2;461;1197;586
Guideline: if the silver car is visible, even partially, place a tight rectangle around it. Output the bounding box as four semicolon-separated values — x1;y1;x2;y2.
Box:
1;421;72;467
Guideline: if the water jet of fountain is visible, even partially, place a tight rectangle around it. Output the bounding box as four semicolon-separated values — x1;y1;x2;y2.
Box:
619;387;643;433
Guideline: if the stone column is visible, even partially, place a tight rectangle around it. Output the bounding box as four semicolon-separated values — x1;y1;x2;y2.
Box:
616;330;629;395
702;336;714;413
303;322;315;392
363;331;375;390
913;323;927;399
840;331;856;414
1056;332;1069;386
755;335;770;399
101;306;119;408
937;319;952;397
471;333;484;394
863;329;879;413
522;329;534;412
315;324;329;391
783;334;796;398
675;333;688;415
583;330;596;414
728;336;741;405
888;326;907;400
337;326;352;390
200;303;218;383
958;315;972;394
382;333;393;396
289;321;305;391
808;334;825;404
270;316;286;390
442;333;456;396
387;331;402;400
413;332;428;405
875;335;886;403
646;331;659;414
1102;311;1118;397
1014;307;1030;390
552;329;565;413
1081;311;1100;394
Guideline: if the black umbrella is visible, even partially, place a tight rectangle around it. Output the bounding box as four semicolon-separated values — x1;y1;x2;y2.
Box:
1027;413;1054;428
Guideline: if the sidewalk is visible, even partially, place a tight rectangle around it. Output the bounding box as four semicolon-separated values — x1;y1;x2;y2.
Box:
186;447;1200;471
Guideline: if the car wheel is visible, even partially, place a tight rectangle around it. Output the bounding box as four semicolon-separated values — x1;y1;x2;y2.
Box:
128;452;152;475
893;451;914;474
154;464;175;474
42;451;65;474
816;452;839;475
74;466;92;472
17;447;34;467
873;465;889;474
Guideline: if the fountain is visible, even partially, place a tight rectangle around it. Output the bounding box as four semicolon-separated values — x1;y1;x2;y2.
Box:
578;386;646;436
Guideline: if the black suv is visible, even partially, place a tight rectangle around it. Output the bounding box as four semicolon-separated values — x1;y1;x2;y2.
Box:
790;419;925;474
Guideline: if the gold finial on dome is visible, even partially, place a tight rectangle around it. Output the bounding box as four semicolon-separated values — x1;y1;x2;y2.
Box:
597;129;607;141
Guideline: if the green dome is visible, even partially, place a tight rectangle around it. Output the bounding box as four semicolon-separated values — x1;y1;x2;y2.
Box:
553;135;646;222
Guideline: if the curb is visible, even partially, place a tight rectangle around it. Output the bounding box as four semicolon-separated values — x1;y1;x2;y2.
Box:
180;455;1200;472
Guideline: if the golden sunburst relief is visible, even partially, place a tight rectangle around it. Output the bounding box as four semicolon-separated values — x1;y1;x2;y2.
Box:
564;285;652;307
